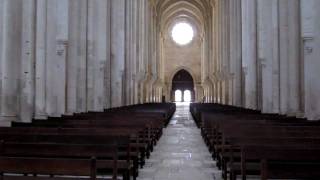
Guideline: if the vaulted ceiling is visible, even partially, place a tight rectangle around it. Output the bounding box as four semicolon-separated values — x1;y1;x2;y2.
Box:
153;0;214;35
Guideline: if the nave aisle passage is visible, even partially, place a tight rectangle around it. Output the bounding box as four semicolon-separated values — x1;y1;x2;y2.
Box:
138;102;222;180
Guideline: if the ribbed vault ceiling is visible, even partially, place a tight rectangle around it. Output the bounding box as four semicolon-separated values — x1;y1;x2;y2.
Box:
155;0;213;35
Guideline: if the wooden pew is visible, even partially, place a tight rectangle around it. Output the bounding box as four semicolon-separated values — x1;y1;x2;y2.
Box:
0;135;132;180
0;157;103;180
231;145;320;180
221;137;320;179
0;142;124;180
11;108;167;168
192;103;320;180
1;103;175;180
0;127;144;171
12;119;160;162
215;124;320;173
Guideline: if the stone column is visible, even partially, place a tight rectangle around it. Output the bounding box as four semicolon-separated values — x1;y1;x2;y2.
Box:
145;0;152;103
87;0;109;111
270;1;280;113
229;0;236;105
1;0;22;125
124;0;131;105
278;0;301;116
136;0;143;103
257;0;279;113
67;0;88;113
302;0;320;120
217;0;223;103
235;0;243;107
147;1;154;102
286;0;301;115
132;0;139;104
208;12;214;103
104;0;112;109
220;0;225;104
131;0;137;104
138;0;145;74
227;0;233;105
125;0;140;105
213;2;219;103
20;0;36;122
35;0;48;119
45;0;68;117
225;0;231;105
111;0;126;107
241;0;257;109
219;0;223;104
56;0;68;115
67;0;81;114
0;0;3;118
278;0;289;115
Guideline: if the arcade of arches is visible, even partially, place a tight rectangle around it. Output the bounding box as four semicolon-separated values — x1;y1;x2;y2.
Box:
1;0;320;125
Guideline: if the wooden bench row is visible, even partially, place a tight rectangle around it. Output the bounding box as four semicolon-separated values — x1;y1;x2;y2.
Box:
191;103;320;180
0;103;176;180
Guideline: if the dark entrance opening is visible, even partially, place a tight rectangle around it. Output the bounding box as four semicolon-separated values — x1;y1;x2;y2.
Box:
172;69;195;102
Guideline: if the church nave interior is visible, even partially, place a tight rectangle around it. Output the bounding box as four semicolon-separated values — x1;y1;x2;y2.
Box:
0;0;320;179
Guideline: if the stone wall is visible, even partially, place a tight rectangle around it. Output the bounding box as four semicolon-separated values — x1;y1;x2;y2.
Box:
0;0;155;125
210;0;320;120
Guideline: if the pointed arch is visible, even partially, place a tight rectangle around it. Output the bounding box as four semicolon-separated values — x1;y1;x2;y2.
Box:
169;66;197;83
171;69;195;102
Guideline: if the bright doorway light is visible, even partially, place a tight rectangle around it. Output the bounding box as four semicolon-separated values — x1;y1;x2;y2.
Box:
171;22;194;45
183;90;192;102
175;90;182;102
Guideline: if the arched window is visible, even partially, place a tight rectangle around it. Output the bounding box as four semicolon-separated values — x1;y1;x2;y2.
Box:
183;90;192;102
175;90;182;102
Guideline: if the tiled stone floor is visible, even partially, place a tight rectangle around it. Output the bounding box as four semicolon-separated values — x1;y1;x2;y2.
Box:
137;103;222;180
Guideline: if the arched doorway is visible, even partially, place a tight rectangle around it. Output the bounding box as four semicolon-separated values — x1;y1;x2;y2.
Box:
172;69;195;102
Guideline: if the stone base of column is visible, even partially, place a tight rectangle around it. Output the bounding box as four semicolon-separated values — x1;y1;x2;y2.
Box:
0;116;13;127
63;112;74;116
295;112;305;119
34;115;48;120
0;121;11;127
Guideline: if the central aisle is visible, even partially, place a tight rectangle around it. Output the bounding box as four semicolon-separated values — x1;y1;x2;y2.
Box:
138;103;222;180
